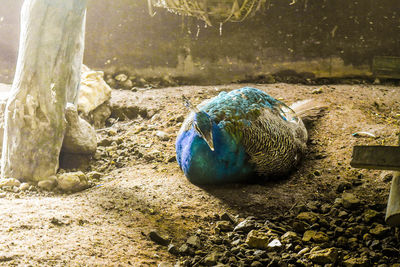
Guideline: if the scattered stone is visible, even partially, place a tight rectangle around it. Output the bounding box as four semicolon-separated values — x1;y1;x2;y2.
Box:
215;221;233;232
78;65;112;114
312;87;323;94
308;247;338;264
114;73;128;82
313;232;330;243
19;182;30;191
342;192;361;209
297;247;310;255
38;178;57;191
303;230;317;242
149;230;169;246
343;256;369;267
178;244;191;255
267;239;282;251
56;171;89;193
186;235;201;248
220;212;236;224
245;230;270;249
0;178;21;188
167;244;179;255
0;192;6;198
369;224;390;237
380;172;393;183
158;262;173;267
234;217;256;232
155;131;170;141
362;209;380;223
296;212;319;224
62;103;97;154
204;251;221;266
336;182;352;193
87;171;103;180
281;231;298;243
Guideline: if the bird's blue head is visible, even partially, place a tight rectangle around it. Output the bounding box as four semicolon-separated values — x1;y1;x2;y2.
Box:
182;96;214;151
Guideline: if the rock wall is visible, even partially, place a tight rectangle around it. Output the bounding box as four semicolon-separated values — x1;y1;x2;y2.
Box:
1;0;399;84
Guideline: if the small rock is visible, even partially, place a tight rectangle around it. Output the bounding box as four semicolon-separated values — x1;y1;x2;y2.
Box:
0;192;6;198
250;261;264;267
178;244;191;255
186;235;201;248
267;239;282;251
149;230;169;246
114;73;128;82
297;247;310;255
281;231;298;243
56;172;89;193
336;182;352;193
0;178;21;188
245;230;270;249
220;212;236;224
296;212;319;224
313;232;329;243
343;256;369;267
342;192;361;209
369;224;390;237
38;178;57;191
312;87;323;94
19;183;30;191
363;209;380;223
158;262;173;267
167;244;179;255
308;247;338;264
62;103;97;154
87;171;102;180
215;221;233;232
234;217;256;232
156;131;170;141
380;172;393;183
204;251;221;266
302;230;316;242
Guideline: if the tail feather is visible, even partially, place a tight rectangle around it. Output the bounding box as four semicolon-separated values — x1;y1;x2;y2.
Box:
290;99;327;127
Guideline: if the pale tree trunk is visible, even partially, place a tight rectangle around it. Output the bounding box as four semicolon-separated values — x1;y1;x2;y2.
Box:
1;0;87;182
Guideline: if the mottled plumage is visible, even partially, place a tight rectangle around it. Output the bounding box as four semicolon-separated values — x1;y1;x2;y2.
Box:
176;87;312;185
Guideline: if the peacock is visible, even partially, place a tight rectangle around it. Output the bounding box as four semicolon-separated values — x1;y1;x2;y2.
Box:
175;87;322;185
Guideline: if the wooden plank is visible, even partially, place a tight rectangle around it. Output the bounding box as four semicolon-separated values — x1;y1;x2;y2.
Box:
350;146;400;171
373;56;400;79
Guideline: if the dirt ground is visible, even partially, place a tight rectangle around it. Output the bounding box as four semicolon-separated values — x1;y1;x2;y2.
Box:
0;83;399;266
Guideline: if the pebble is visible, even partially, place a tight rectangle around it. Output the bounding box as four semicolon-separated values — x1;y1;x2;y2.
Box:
215;221;233;232
342;192;361;209
308;247;338;264
155;131;170;141
38;178;57;191
56;172;89;193
0;178;21;188
186;235;201;248
369;224;390;237
296;212;319;224
19;183;30;191
245;230;270;249
234;217;256;232
167;244;179;255
149;230;169;246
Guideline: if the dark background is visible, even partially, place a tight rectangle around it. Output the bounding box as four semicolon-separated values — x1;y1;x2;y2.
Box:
1;0;399;84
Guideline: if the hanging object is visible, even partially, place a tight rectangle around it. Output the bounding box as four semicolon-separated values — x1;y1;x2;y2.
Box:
152;0;268;26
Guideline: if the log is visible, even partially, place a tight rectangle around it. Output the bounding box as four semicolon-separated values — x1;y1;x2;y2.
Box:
386;172;400;226
1;0;87;182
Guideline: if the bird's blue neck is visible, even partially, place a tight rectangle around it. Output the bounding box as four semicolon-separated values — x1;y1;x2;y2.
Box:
176;121;255;184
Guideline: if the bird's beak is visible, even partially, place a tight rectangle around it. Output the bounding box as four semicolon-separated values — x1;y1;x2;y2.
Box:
203;131;214;151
